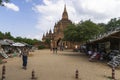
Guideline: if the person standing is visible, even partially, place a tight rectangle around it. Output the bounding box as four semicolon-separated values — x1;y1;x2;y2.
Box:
52;48;55;53
55;47;58;54
20;47;29;70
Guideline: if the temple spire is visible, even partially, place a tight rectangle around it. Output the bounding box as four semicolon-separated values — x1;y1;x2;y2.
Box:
49;29;52;34
62;4;68;20
64;4;67;12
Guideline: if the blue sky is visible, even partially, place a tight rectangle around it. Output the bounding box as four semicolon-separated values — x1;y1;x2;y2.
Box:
0;0;120;40
0;0;42;40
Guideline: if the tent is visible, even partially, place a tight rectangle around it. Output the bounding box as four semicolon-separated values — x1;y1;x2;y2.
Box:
0;40;10;46
12;42;25;47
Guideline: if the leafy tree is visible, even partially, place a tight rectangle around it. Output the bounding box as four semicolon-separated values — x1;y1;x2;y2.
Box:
64;20;102;43
45;38;50;44
79;20;102;41
64;24;78;42
14;37;22;42
106;18;120;32
44;38;51;48
14;37;41;45
97;23;106;34
4;32;14;39
0;30;41;46
0;31;4;39
38;45;45;49
0;0;9;5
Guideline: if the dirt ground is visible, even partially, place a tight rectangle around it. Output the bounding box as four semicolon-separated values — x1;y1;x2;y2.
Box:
0;49;120;80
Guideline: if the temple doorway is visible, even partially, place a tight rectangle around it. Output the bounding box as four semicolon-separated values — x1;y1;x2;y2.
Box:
57;38;64;50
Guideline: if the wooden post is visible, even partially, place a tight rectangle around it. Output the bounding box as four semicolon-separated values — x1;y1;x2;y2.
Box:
1;65;6;80
75;69;79;79
112;67;115;80
31;70;37;80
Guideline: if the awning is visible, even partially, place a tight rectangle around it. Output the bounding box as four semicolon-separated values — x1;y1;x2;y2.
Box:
12;42;25;47
0;40;10;46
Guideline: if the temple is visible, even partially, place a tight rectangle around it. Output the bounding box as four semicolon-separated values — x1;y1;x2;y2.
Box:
42;5;74;49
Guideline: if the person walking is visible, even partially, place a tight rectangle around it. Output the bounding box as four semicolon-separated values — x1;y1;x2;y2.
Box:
20;47;29;70
55;47;58;54
52;48;55;53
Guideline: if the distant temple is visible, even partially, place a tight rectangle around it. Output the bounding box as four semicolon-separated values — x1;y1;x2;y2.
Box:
42;5;75;49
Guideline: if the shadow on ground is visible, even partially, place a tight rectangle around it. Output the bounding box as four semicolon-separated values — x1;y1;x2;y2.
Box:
59;51;87;58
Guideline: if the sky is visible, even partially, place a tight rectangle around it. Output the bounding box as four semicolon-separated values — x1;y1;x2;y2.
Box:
0;0;120;40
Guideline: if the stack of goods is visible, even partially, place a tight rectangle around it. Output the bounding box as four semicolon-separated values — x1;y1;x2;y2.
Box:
108;55;120;68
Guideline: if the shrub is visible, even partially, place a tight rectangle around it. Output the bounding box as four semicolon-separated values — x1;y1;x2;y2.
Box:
38;45;45;49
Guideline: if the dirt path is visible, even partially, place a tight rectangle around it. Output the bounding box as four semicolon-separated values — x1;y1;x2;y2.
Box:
0;49;120;80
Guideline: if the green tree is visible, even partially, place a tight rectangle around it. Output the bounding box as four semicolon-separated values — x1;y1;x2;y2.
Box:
14;37;41;45
0;0;9;5
0;30;41;46
64;20;102;43
43;38;51;48
64;24;78;42
45;38;50;45
0;31;4;39
79;20;102;41
106;18;120;32
4;32;14;39
98;23;106;34
14;37;23;42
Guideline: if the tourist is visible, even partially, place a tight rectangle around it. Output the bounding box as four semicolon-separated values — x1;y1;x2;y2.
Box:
55;47;58;53
61;45;64;51
89;49;98;61
88;50;92;57
65;45;68;49
19;47;29;70
52;48;55;53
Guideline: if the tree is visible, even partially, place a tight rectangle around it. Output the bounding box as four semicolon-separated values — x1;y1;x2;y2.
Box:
0;31;4;39
0;0;9;5
106;18;120;32
45;38;50;44
14;37;41;45
4;32;14;39
98;23;106;34
14;37;23;42
64;20;102;43
78;20;102;41
64;24;78;42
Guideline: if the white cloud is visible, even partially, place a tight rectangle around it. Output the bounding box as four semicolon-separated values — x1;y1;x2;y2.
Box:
72;0;120;23
3;2;19;12
33;0;65;33
33;0;120;40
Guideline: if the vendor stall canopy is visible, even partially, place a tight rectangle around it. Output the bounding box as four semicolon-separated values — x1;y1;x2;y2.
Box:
12;42;25;47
